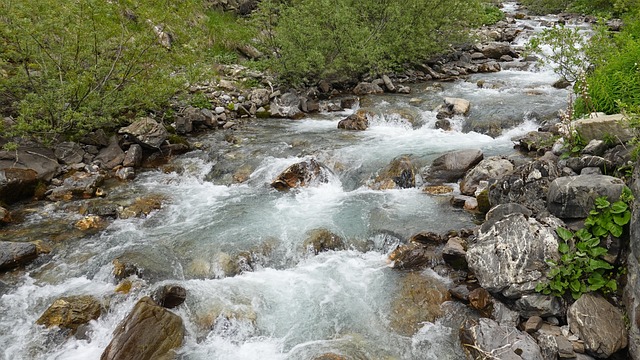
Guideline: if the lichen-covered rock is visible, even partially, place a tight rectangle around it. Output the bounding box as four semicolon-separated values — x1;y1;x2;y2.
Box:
101;297;184;360
466;213;558;298
460;156;514;196
0;241;38;271
460;318;543;360
547;175;625;219
370;155;416;190
424;149;483;184
36;295;102;333
119;117;168;149
568;293;627;358
271;159;330;191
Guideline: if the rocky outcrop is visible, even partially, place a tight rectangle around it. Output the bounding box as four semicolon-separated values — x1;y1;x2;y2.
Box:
0;241;38;271
36;295;102;334
460;156;514;196
466;213;558;299
101;297;185;360
271;159;329;191
567;294;627;358
547;175;625;219
424;149;483;184
461;318;543;360
489;159;559;215
302;228;344;254
119;117;169;149
370;155;416;190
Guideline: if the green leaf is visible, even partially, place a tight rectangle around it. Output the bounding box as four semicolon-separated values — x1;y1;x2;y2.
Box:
588;247;609;258
575;229;592;241
609;223;623;237
592;226;608;238
613;211;631;226
570;279;581;292
606;279;618;292
558;242;570;254
595;197;610;209
556;227;574;241
589;258;613;270
610;201;628;214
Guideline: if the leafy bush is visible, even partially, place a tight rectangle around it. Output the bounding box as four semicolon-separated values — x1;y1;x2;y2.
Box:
536;191;633;300
256;0;485;84
520;0;630;15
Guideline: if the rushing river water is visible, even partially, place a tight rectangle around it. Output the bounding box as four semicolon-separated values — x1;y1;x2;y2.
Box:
0;3;587;359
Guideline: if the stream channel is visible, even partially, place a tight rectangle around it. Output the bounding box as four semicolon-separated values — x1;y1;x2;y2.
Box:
0;3;590;359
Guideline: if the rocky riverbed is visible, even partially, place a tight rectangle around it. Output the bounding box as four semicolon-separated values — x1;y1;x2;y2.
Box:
1;2;639;360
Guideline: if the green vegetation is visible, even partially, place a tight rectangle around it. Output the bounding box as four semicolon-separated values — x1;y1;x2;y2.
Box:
520;0;635;16
0;0;255;143
254;0;489;84
536;190;634;300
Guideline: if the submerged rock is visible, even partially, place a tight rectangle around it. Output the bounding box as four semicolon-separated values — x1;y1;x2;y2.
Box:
101;297;184;360
370;155;416;190
302;228;344;254
271;159;329;191
36;295;102;334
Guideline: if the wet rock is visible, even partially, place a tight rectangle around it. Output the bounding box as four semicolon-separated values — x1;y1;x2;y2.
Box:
112;248;176;282
270;92;303;119
119;117;169;149
0;168;38;205
574;113;634;144
117;194;164;219
152;285;187;309
54;142;85;165
424;149;483;184
302;228;344;254
390;271;450;336
0;241;38;271
442;237;467;270
36;295;102;334
352;82;383;96
450;194;475;208
75;215;107;231
271;159;329;191
48;171;105;201
568;293;627;358
101;297;184;360
409;231;444;245
489;159;559;215
423;185;454;195
515;131;555;153
547;175;625;219
467;213;558;299
337;112;368;131
444;97;471;116
94;136;125;169
461;318;543;360
389;242;438;270
115;167;136;181
0;206;10;224
123;144;143;168
460;156;514;196
553;78;571;89
370;155;416;189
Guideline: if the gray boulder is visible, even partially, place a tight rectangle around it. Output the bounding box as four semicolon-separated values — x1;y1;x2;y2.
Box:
119;118;168;149
424;149;483;184
54;142;85;165
123;144;143;168
0;241;38;272
48;171;105;201
270;92;303;119
568;293;627;358
547;175;625;218
460;156;514;195
101;297;184;360
0;146;61;204
467;213;558;298
574;113;634;144
94;136;125;169
352;82;384;96
248;88;271;107
481;42;517;59
514;294;565;318
489;159;559;215
460;318;543;360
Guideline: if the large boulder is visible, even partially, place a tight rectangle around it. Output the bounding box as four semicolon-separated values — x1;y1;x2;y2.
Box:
460;318;543;360
370;155;416;190
152;285;187;309
568;294;627;358
101;297;185;360
466;213;558;298
480;42;517;59
0;241;38;271
489;159;559;215
0;146;61;204
271;159;330;191
337;112;368;131
0;168;38;204
352;82;384;96
574;113;635;144
444;97;471;116
54;142;85;165
424;149;483;184
547;175;625;219
36;295;102;334
460;156;514;196
119;118;169;149
94;136;125;169
270;92;303;119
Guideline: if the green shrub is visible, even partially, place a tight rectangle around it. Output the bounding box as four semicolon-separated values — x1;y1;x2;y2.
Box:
257;0;485;84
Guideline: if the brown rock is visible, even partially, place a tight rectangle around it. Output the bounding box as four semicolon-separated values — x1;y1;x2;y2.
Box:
36;295;102;333
468;288;493;313
152;285;187;309
101;297;184;360
370;155;416;190
337;112;368;131
524;316;543;333
302;228;344;254
389;243;438;270
271;159;328;191
423;185;454;195
75;216;106;231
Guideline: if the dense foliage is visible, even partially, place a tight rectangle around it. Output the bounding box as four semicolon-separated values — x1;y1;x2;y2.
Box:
520;0;636;16
254;0;490;84
0;0;254;143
